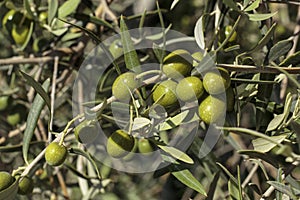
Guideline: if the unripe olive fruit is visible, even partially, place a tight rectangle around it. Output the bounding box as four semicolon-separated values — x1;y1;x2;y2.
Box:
109;39;123;59
203;67;231;95
122;137;138;161
176;76;204;102
7;112;21;126
112;72;139;102
138;138;154;155
192;51;204;67
0;171;14;191
106;130;135;158
12;25;29;45
225;25;237;43
74;120;98;144
18;176;34;195
45;142;68;166
162;49;192;79
0;96;9;111
198;95;226;124
152;80;178;108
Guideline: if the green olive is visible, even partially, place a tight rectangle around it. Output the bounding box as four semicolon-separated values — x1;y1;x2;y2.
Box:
38;12;48;24
12;24;29;45
106;130;135;158
109;39;123;59
17;176;34;195
122;137;138;161
192;51;204;67
74;120;98;144
6;112;21;126
0;96;9;111
45;142;68;166
225;25;237;43
112;72;139;102
162;49;192;79
198;95;226;124
176;76;204;102
138;138;154;155
152;80;178;108
203;67;231;95
0;171;14;191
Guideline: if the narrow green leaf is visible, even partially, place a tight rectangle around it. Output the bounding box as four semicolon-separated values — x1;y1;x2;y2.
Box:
238;150;279;167
48;0;58;25
158;145;194;164
244;0;260;12
69;147;102;180
249;23;277;54
23;79;50;164
279;51;300;66
252;134;287;152
0;178;18;200
248;12;277;21
172;167;207;196
159;110;191;131
19;71;51;111
58;0;80;18
268;39;293;62
267;114;285;131
267;181;300;199
24;0;35;19
206;172;220;200
228;180;240;200
216;162;238;185
74;13;114;29
120;16;141;72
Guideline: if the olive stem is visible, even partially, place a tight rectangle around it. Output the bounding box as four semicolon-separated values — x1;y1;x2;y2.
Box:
135;70;162;80
59;114;84;145
128;105;134;135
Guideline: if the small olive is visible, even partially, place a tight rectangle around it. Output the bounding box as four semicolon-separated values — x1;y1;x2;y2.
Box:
112;72;139;102
18;176;34;195
0;96;9;111
74;120;98;144
152;80;178;108
0;171;14;191
109;39;123;59
138;138;154;155
203;67;231;95
176;76;204;102
162;49;193;79
106;130;135;158
45;142;68;166
198;95;226;124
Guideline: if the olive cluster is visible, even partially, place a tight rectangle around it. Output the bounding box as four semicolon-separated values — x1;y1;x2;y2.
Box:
69;49;233;159
0;171;34;195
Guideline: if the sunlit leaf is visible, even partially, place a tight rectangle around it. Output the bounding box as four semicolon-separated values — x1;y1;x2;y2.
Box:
58;0;80;18
172;167;207;196
194;15;205;50
248;12;277;21
244;0;260;11
170;0;180;10
252;134;287;152
48;0;58;25
120;16;141;72
158;145;194;164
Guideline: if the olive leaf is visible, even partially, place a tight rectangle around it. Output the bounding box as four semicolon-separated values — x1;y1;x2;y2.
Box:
158;145;194;164
22;79;50;165
171;167;207;196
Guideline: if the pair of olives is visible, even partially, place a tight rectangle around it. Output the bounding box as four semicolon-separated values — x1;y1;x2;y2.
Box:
0;172;34;195
106;130;154;158
152;76;204;107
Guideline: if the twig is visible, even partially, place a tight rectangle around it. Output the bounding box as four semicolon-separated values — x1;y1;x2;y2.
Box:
217;64;300;74
49;56;59;138
0;56;53;65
